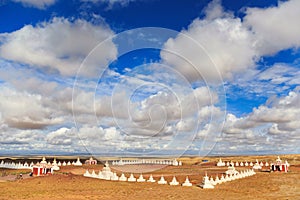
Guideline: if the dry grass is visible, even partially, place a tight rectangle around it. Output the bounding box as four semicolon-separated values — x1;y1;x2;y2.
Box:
0;155;299;200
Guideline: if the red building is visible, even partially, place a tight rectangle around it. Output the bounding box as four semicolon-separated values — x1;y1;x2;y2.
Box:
85;157;97;165
270;156;289;173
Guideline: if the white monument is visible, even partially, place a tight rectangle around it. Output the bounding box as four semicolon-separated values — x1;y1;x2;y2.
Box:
199;173;214;189
182;176;192;187
158;175;167;184
147;175;156;183
169;176;179;186
137;174;146;182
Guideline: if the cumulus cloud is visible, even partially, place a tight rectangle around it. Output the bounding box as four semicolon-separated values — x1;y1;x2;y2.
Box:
244;0;300;55
0;17;117;77
219;89;300;152
0;86;63;129
12;0;56;9
161;0;258;82
161;0;300;84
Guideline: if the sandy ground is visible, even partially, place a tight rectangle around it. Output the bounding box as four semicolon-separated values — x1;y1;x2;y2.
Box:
0;155;299;200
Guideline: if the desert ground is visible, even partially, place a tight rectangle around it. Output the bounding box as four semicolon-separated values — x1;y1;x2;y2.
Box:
0;155;299;200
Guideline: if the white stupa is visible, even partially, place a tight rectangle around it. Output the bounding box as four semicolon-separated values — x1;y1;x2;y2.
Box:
220;174;226;183
147;174;156;183
225;164;239;175
98;171;103;179
265;162;269;167
91;170;97;178
119;173;127;181
245;161;249;166
210;177;216;185
240;162;244;166
249;162;253;167
62;161;67;166
182;176;192;186
253;159;262;170
169;176;179;186
67;161;71;166
101;161;114;180
178;161;182;166
52;158;57;166
217;158;225;167
215;175;221;184
226;162;230;166
199;174;214;189
40;157;47;164
111;172;119;181
259;161;264;167
128;173;136;182
83;170;91;177
137;174;146;182
57;161;62;166
285;160;290;167
158;175;167;184
235;161;239;167
74;158;82;166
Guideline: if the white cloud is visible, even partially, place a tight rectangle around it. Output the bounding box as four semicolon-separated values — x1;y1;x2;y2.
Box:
0;17;117;77
82;0;137;9
161;1;258;82
244;0;300;55
0;86;63;129
12;0;56;9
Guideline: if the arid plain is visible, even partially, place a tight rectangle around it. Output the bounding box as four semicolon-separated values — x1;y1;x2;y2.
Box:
0;155;299;200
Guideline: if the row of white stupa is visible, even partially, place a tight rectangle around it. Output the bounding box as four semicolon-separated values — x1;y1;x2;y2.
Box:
0;157;83;170
217;158;271;167
200;169;256;189
84;161;191;186
112;159;182;166
84;170;192;187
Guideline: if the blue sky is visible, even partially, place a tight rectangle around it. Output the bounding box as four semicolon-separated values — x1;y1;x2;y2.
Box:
0;0;299;156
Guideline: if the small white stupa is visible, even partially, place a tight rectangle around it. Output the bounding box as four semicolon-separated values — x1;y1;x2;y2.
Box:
226;161;230;166
40;157;47;164
259;161;264;167
245;161;249;166
83;170;91;177
74;157;82;166
215;175;221;184
249;162;253;167
240;162;244;166
67;161;71;166
119;173;127;181
111;172;119;181
128;173;136;182
220;174;226;183
52;158;60;171
225;163;239;175
137;174;146;182
57;161;62;166
235;161;239;167
91;170;97;178
169;176;179;186
158;175;167;184
147;174;156;183
101;161;114;180
265;162;269;167
217;158;225;167
182;176;192;187
62;161;67;166
253;159;262;170
209;177;216;185
199;173;214;189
